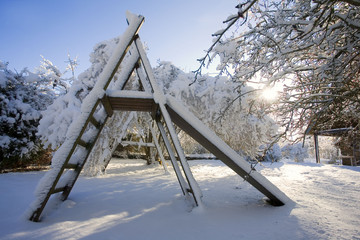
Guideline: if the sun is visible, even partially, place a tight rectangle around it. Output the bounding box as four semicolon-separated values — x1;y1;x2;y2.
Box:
261;87;279;102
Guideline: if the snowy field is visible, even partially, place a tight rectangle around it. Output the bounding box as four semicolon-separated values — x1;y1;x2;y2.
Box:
0;158;359;240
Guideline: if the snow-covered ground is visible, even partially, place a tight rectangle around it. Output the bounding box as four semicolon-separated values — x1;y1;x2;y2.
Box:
0;158;359;240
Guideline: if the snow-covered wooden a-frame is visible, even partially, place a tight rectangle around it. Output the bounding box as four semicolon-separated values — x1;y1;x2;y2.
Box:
27;11;289;222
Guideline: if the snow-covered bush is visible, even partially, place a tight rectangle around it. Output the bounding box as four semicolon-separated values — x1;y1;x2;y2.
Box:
261;143;282;162
0;61;54;169
281;143;309;162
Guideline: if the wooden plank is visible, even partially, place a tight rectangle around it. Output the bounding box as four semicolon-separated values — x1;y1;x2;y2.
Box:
61;114;110;201
148;119;169;173
101;12;144;91
134;36;202;206
314;134;320;164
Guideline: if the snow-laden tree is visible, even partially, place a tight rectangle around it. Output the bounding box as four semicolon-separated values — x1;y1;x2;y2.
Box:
154;61;278;158
196;0;360;140
0;61;54;169
36;54;78;96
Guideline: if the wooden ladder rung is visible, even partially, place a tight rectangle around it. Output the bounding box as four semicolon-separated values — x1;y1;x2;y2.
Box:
51;186;67;194
65;163;79;169
90;116;101;129
77;139;90;149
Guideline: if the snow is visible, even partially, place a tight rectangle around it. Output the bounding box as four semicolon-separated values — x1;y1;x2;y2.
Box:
106;90;153;99
0;159;359;240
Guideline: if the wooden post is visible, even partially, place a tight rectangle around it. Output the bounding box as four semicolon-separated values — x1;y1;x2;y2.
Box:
314;133;320;164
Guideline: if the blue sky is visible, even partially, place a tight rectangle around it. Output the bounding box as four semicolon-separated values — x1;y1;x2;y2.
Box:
0;0;237;77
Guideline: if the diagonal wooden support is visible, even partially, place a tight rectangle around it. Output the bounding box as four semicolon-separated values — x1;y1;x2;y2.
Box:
134;36;203;206
156;119;190;196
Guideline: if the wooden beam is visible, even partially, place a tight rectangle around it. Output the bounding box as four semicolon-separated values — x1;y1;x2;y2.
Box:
148;119;169;173
316;128;352;136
